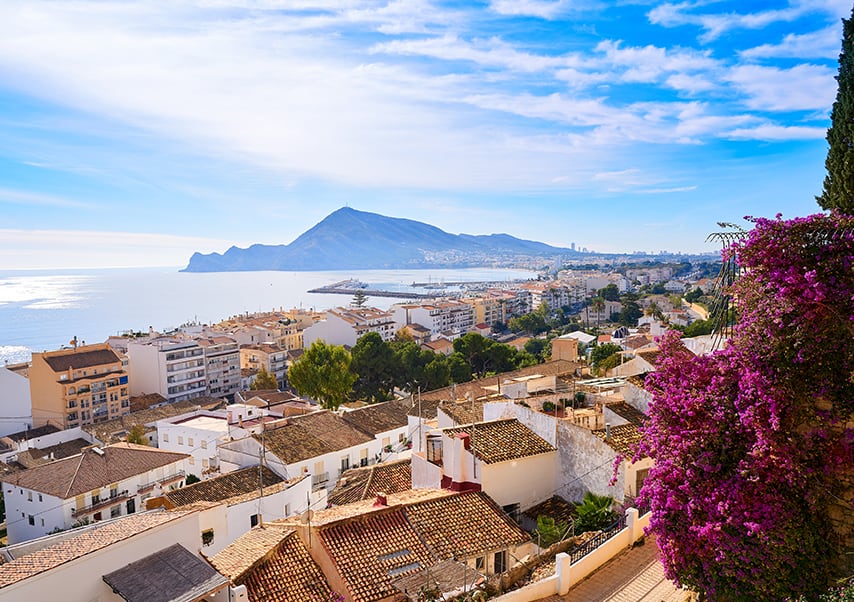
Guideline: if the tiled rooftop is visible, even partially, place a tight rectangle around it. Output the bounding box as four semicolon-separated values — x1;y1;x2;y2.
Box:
14;438;92;468
102;543;228;602
4;443;188;499
210;525;332;602
258;411;374;464
42;346;121;372
0;509;191;588
320;507;435;602
438;398;485;426
404;490;531;560
164;466;283;507
83;397;225;444
604;402;647;427
328;460;412;506
5;424;60;443
341;398;411;435
443;419;555;464
592;423;645;456
522;495;577;525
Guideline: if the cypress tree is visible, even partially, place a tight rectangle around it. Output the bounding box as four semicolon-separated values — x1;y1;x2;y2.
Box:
818;6;854;214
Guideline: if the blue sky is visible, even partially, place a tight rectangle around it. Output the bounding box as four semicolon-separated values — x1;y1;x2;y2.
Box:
0;0;847;268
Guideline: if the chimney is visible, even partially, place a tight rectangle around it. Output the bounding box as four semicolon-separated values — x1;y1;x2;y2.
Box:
605;423;611;439
458;432;471;450
374;492;387;507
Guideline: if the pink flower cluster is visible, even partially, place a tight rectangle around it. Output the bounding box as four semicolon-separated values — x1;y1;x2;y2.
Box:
635;213;854;601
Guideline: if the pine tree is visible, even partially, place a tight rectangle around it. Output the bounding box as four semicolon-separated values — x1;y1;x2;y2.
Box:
818;6;854;214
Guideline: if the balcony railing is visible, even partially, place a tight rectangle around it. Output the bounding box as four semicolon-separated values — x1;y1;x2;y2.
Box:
137;470;186;494
72;490;129;518
311;472;329;488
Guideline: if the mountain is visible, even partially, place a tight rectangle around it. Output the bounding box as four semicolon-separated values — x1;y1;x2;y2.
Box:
182;207;575;272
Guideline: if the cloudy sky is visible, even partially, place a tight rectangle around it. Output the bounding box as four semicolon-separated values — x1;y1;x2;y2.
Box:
0;0;846;268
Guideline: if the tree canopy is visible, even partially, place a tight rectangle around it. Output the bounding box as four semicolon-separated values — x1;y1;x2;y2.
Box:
250;365;278;390
637;213;854;600
818;5;854;214
288;340;356;410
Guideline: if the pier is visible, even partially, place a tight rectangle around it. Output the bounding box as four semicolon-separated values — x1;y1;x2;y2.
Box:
307;286;435;299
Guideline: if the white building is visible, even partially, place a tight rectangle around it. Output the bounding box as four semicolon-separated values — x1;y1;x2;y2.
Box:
239;343;288;386
411;418;557;516
0;365;32;437
0;506;232;601
127;338;207;403
2;443;190;544
156;404;281;478
302;307;396;348
197;337;241;399
392;300;475;338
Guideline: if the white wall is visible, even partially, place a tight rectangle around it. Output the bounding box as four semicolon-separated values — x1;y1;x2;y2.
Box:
0;510;212;601
0;367;32;437
302;315;356;348
480;452;556;511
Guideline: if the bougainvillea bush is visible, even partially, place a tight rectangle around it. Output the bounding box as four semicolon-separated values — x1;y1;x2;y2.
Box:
636;213;854;601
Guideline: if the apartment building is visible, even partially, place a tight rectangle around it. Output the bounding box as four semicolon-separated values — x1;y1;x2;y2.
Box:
128;338;206;403
302;307;396;348
197;337;241;399
392;299;475;338
239;342;287;385
29;343;130;429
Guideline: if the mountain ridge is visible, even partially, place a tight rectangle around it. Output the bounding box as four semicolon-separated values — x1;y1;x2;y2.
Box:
182;207;577;272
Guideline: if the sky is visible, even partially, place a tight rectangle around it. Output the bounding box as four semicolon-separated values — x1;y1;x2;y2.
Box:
0;0;848;269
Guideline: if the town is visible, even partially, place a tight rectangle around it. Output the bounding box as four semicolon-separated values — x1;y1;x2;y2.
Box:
0;262;717;601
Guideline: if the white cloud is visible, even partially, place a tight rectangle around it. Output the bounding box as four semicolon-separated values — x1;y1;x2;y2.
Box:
725;124;827;140
0;229;237;269
488;0;580;19
726;64;836;111
595;40;717;83
648;1;836;42
0;187;95;209
740;25;840;59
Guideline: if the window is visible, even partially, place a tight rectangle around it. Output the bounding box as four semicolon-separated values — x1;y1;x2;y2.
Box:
340;456;350;472
250;514;260;528
188;437;194;447
92;492;101;504
201;440;207;449
475;557;485;571
162;433;169;443
178;436;183;445
27;515;34;526
126;499;136;514
188;457;195;466
27;491;32;502
111;505;121;518
284;503;290;516
494;550;507;574
40;518;44;527
38;494;42;502
202;529;215;546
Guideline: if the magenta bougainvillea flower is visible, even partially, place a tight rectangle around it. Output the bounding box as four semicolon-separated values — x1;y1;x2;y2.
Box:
635;213;854;601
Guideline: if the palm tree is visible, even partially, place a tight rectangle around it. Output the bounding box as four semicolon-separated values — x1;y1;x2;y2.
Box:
591;297;606;331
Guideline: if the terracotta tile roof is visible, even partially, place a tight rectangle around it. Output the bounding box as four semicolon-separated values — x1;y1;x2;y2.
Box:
0;509;192;588
604;402;647;427
522;495;577;524
341;398;411;435
329;460;412;506
258;411;374;465
438;398;484;425
15;438;92;468
5;424;60;443
128;393;168;413
391;559;483;599
292;489;456;527
592;423;644;456
83;397;225;444
635;348;661;366
443;419;555;464
406;397;443;419
320;507;435;602
164;466;283;507
420;360;576;403
102;543;228;602
626;374;649;389
4;443;188;499
42;346;121;372
404;490;531;560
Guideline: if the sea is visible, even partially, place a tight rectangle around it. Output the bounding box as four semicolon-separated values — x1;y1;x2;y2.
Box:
0;266;537;365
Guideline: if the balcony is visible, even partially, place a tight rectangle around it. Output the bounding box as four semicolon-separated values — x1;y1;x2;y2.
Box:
72;490;129;518
311;472;329;489
137;470;186;494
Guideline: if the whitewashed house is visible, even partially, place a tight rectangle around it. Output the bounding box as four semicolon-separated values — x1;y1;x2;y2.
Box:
2;443;189;544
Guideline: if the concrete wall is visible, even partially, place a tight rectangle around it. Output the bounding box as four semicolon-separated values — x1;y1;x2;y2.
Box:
622;382;651;415
556;422;623;503
410;453;443;490
0;367;32;437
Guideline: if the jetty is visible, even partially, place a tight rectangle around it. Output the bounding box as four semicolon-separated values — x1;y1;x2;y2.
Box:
307;285;434;299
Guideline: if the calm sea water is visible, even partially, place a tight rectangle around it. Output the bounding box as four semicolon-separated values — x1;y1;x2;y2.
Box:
0;267;536;364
